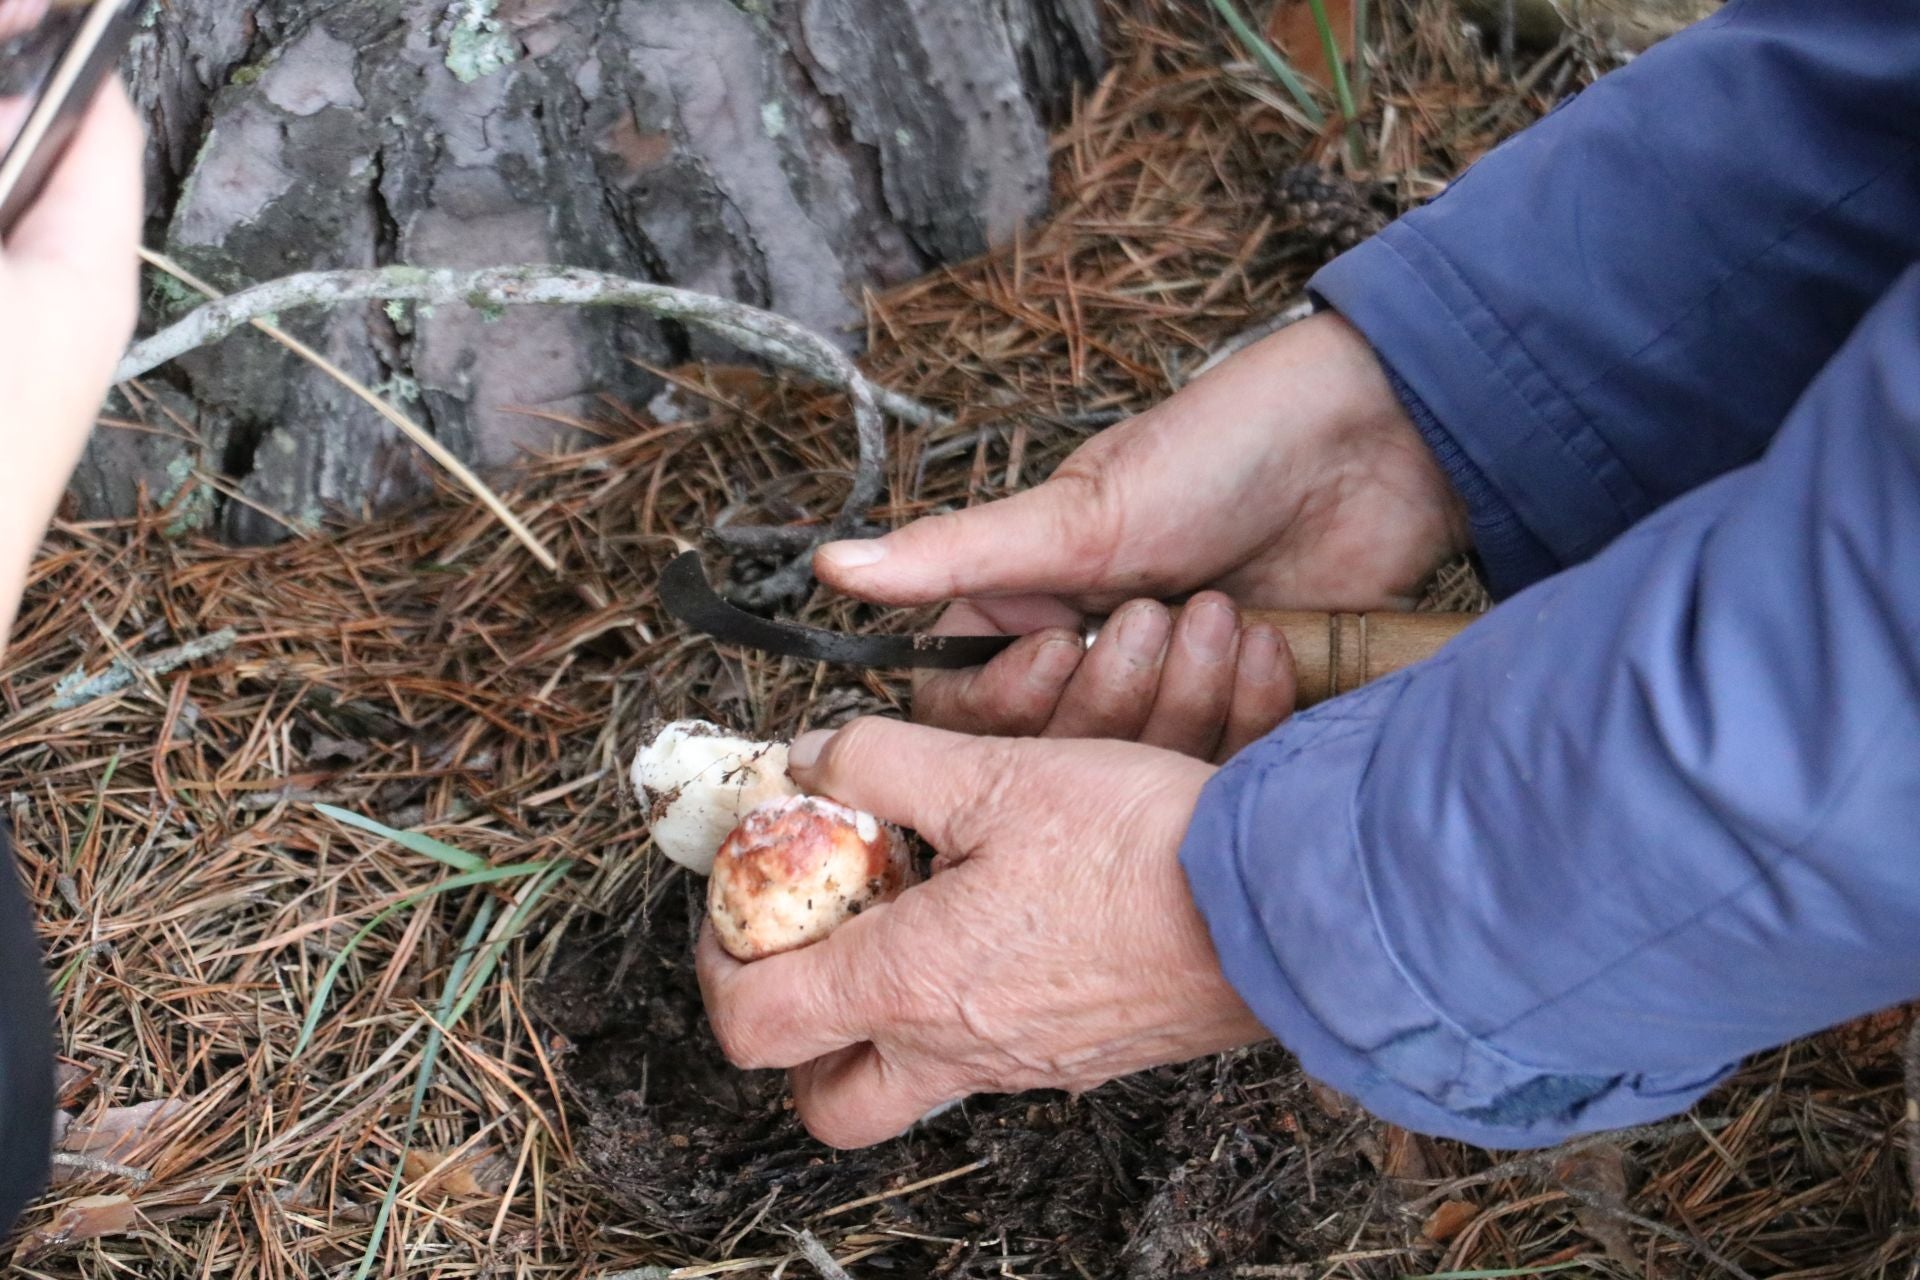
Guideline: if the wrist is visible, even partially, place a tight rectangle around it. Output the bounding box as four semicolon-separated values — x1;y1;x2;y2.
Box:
1216;312;1472;606
1307;313;1471;557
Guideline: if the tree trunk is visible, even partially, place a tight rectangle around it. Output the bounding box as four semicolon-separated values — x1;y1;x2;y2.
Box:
81;0;1101;541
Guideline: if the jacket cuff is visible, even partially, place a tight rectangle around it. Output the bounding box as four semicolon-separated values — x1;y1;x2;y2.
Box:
1310;224;1644;596
1181;676;1731;1149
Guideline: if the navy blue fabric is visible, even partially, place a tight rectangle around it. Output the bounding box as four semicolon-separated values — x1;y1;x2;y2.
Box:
1184;1;1920;1146
0;827;52;1231
1187;264;1920;1146
1312;0;1920;596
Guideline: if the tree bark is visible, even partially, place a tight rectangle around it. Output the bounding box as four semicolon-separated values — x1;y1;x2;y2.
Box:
82;0;1100;541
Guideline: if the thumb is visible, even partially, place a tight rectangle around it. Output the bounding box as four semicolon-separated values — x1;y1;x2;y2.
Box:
814;472;1118;606
786;717;1012;851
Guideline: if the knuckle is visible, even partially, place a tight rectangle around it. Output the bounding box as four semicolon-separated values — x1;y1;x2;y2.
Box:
798;1106;869;1151
912;672;973;732
707;1005;773;1070
1043;467;1125;581
706;1014;752;1067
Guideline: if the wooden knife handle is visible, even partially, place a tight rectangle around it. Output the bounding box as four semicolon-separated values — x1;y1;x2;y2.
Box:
1236;610;1477;708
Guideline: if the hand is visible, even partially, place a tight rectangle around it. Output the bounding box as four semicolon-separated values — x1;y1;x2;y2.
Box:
815;314;1467;747
913;593;1297;762
0;85;142;619
696;718;1268;1149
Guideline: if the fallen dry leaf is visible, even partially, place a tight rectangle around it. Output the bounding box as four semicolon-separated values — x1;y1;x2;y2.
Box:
1421;1198;1480;1242
1382;1125;1438;1181
1553;1143;1641;1271
56;1098;192;1161
1267;0;1356;88
1306;1080;1350;1118
402;1145;513;1199
20;1194;140;1256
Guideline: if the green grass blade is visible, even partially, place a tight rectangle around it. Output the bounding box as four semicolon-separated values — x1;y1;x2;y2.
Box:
74;750;123;871
441;860;572;1030
317;802;486;873
351;896;499;1280
1209;0;1326;127
1353;0;1371;102
291;861;555;1057
1305;0;1359;123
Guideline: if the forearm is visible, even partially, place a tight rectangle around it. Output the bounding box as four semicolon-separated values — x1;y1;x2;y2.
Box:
1185;263;1920;1146
1313;0;1920;595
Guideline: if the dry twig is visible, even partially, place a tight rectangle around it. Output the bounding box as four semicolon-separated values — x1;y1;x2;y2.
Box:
120;264;955;602
50;627;236;710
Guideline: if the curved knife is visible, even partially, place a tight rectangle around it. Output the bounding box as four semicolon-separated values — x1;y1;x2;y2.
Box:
658;550;1481;702
660;550;1017;670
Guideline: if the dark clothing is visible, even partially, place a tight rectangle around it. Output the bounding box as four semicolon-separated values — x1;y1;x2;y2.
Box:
0;829;53;1231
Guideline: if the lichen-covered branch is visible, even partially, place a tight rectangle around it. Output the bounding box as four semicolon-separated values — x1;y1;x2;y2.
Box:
51;628;239;711
120;265;952;604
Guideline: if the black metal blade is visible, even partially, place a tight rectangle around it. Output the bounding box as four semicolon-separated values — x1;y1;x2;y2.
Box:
658;550;1018;670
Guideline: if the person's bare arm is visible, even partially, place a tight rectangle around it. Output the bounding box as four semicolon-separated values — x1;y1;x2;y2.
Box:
0;85;143;645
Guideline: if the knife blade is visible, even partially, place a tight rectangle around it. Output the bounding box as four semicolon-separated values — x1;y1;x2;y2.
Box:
659;549;1021;670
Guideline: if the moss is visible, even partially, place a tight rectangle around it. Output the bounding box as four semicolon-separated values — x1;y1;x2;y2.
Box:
465;289;508;323
148;271;206;318
373;375;422;405
159;454;215;538
446;0;519;84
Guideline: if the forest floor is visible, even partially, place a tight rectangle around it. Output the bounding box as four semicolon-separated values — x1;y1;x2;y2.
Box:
4;2;1914;1278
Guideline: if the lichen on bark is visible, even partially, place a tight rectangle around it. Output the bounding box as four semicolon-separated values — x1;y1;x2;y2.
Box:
100;0;1102;541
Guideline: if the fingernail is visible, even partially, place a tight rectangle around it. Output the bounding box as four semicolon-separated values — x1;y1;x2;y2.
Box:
1117;603;1171;661
787;729;833;771
1027;636;1082;689
1240;626;1280;683
1185;600;1237;663
817;540;887;572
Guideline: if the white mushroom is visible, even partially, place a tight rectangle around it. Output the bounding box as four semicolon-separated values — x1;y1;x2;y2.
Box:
632;720;800;875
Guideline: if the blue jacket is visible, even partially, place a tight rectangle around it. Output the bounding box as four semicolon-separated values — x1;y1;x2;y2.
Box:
1181;0;1920;1148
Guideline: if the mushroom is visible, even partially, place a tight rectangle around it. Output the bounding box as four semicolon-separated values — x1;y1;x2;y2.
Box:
708;795;916;962
633;720;914;962
632;720;800;876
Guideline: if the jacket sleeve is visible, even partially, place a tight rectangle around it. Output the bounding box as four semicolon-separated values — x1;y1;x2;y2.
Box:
1310;0;1920;596
1182;262;1920;1149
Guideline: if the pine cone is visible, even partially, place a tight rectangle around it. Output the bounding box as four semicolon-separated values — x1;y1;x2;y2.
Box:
1270;164;1391;258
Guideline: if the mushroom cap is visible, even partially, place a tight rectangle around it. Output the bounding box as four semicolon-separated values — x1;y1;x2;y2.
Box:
709;795;915;961
632;720;799;875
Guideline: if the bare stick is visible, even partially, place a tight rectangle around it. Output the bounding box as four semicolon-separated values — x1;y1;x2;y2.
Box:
120;264;948;601
51;627;238;710
49;1151;152;1184
134;250;561;573
792;1230;854;1280
119;266;943;427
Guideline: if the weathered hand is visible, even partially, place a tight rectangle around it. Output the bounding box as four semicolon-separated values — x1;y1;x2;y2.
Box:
910;593;1296;762
815;313;1466;750
696;718;1268;1150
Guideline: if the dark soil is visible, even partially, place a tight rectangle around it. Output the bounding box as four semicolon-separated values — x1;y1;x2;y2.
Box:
536;880;1400;1279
